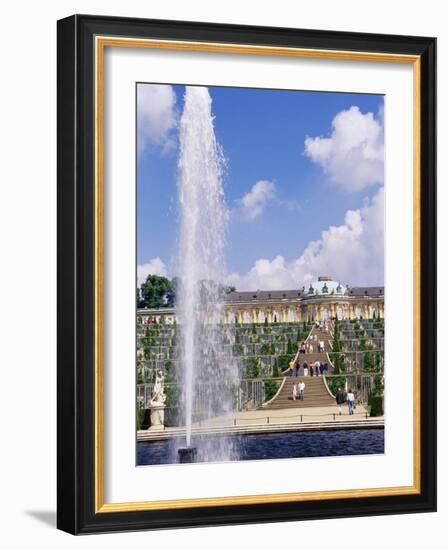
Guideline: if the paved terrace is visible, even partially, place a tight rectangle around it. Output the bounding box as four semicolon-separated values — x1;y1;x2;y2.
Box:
137;403;383;442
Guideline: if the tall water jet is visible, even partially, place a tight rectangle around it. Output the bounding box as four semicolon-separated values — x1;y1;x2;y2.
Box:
176;86;238;462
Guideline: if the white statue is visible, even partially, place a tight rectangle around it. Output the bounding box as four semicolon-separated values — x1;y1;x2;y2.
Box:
148;370;166;430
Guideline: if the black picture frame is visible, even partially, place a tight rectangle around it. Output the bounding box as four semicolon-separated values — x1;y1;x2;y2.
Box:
57;14;436;534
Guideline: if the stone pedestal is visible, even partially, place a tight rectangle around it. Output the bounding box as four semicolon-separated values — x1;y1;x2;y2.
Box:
148;403;166;431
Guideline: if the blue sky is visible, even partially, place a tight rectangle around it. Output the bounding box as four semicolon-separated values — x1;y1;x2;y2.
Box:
137;84;384;290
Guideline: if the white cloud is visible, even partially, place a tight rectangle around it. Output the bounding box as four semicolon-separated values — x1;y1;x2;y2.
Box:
137;258;168;287
227;255;297;290
304;106;384;191
137;84;177;155
240;180;276;220
226;187;384;290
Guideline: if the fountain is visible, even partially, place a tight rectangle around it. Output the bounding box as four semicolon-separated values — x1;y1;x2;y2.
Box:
176;86;238;463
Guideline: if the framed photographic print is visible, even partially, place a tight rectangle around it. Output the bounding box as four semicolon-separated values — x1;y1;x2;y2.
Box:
57;14;436;534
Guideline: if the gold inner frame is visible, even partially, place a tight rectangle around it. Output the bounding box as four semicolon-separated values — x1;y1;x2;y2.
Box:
94;36;421;514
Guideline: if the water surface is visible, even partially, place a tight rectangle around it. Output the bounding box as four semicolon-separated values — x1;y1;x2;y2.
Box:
137;428;384;466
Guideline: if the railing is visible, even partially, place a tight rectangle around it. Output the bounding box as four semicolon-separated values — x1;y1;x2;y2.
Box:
231;411;371;425
137;406;375;430
137;377;284;411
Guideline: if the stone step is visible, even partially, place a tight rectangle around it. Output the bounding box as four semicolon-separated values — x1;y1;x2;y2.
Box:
262;323;336;410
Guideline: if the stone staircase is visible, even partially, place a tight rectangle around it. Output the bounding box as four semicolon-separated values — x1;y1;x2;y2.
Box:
262;323;335;410
262;376;335;409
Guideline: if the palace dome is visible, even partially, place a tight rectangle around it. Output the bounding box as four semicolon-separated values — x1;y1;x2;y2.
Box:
304;276;346;296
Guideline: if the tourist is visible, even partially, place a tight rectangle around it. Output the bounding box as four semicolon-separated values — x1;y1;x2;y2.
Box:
292;384;298;401
289;360;295;377
310;364;314;376
335;387;345;415
314;360;320;376
294;360;300;377
347;388;355;415
303;361;308;376
319;363;324;376
309;343;314;354
299;380;305;400
319;340;325;352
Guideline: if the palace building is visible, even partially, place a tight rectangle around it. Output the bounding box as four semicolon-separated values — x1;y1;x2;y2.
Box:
137;276;384;325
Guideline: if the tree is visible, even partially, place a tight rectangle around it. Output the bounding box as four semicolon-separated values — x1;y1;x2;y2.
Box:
139;274;174;308
166;276;177;307
287;338;294;355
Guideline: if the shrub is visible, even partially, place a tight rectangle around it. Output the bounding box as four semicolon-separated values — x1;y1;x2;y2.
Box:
245;357;260;378
327;376;346;397
136;408;150;430
165;384;180;408
164;360;175;382
264;379;281;401
234;344;244;355
260;343;271;355
277;355;291;372
368;393;383;416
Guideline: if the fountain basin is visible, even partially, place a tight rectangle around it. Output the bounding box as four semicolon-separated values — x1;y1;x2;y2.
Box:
139;429;385;466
